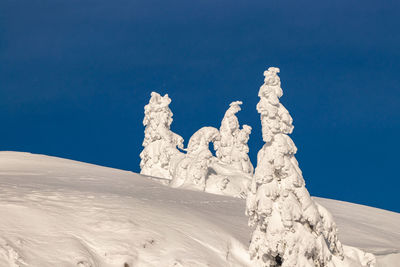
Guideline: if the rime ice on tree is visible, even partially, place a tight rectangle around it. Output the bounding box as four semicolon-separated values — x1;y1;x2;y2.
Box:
215;101;242;164
170;127;220;190
231;124;253;175
246;68;350;267
140;92;184;180
215;101;254;175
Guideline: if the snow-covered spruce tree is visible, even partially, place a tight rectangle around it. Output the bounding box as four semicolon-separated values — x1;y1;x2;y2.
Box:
140;92;184;180
231;124;254;175
246;67;346;267
215;101;242;164
215;101;253;174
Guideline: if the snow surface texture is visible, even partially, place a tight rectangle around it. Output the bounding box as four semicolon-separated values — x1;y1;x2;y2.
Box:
0;152;399;267
246;68;375;267
140;93;252;198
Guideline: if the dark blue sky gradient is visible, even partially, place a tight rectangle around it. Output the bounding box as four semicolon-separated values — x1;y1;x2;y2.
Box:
1;0;399;212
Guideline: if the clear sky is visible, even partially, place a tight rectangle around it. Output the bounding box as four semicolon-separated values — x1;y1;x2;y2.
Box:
1;0;399;212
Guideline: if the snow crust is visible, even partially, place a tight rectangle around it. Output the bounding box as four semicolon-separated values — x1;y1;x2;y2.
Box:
0;152;399;267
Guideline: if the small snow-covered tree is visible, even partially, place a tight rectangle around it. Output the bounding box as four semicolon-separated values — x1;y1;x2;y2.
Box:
231;125;254;175
215;101;253;174
246;68;347;267
140;92;184;179
215;101;242;164
169;127;219;190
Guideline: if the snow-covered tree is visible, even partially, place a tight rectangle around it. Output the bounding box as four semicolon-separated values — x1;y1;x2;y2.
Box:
215;101;253;174
169;127;219;190
246;67;349;267
231;124;254;175
215;101;242;164
140;92;184;180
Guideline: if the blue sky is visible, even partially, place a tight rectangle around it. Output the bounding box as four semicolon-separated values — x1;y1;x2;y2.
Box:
1;0;399;212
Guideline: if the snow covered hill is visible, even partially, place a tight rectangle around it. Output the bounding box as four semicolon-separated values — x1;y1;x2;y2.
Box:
0;152;398;267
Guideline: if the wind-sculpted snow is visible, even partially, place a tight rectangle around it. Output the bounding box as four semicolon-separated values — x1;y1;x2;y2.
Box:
140;93;252;198
0;152;399;266
246;68;375;267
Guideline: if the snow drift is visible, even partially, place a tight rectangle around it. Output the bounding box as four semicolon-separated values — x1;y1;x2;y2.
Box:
0;152;399;267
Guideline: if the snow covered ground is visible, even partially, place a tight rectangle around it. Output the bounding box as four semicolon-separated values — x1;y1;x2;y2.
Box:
0;151;398;267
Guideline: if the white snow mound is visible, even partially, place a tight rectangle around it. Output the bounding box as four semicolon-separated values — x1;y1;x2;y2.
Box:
0;152;399;267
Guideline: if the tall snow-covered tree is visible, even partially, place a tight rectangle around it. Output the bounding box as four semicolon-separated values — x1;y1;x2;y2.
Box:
246;67;348;267
140;92;184;180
